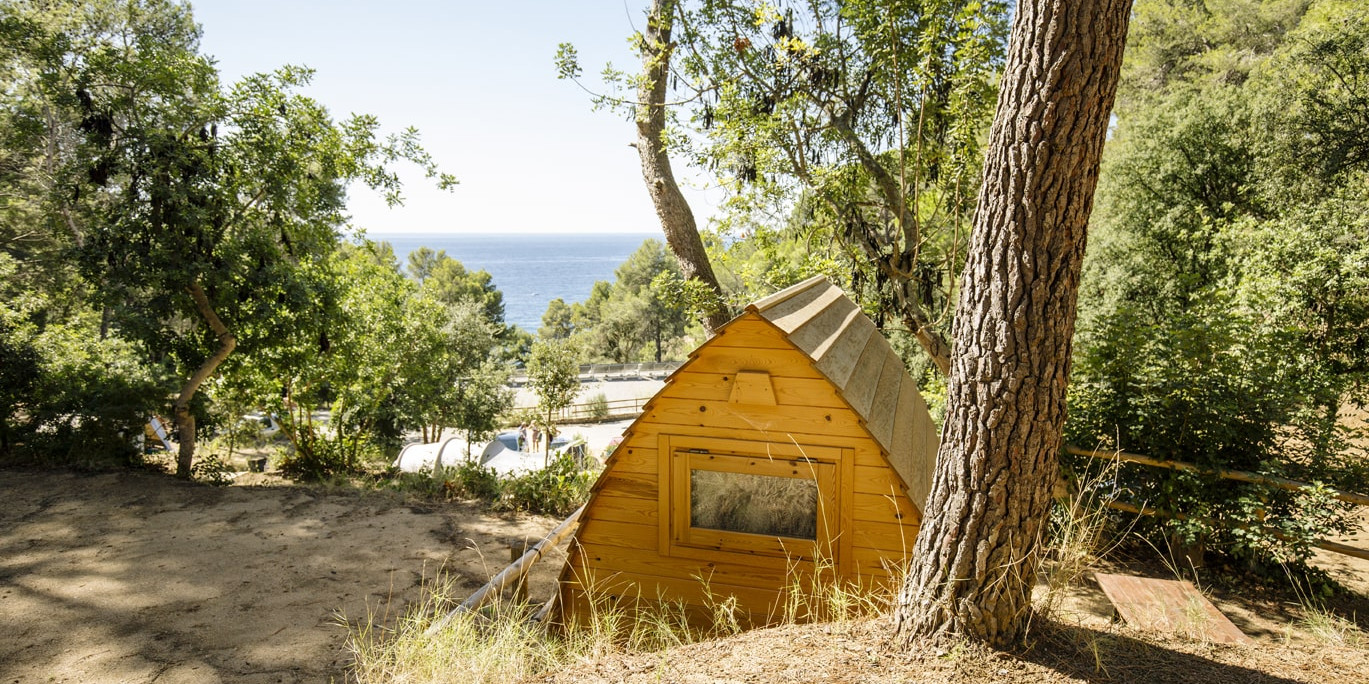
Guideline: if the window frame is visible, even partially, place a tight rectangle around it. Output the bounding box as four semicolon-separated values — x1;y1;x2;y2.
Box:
659;435;842;563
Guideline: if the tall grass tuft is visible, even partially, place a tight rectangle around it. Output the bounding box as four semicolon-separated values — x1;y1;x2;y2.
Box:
1036;453;1130;620
346;553;895;683
346;575;579;684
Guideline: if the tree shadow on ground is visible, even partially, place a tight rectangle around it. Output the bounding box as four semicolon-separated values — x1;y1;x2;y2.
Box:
0;468;553;683
1020;619;1305;684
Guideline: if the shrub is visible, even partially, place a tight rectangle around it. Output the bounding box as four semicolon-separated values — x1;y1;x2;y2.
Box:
586;392;609;420
191;452;236;486
277;426;366;481
2;314;166;467
1066;304;1362;569
445;459;502;500
498;454;596;516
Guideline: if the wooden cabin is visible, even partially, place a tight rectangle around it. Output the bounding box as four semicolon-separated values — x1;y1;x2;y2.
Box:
556;276;939;626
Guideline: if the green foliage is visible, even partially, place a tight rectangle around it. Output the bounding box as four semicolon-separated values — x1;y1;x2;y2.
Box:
276;425;369;481
422;253;505;329
497;454;596;517
545;239;695;363
526;338;581;441
1074;0;1369;570
439;459;503;501
0;316;41;455
0;0;454;473
585;392;609;421
0;281;166;465
405;246;444;283
383;455;596;516
538;297;574;340
225;239;510;479
190;452;235;486
559;0;1009;365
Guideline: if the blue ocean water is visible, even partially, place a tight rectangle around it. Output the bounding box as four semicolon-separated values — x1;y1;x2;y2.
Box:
371;232;657;332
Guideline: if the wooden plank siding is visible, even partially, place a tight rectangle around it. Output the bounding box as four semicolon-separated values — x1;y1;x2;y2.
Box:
558;280;937;630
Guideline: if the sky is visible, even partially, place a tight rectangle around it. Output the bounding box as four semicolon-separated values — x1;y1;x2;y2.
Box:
190;0;721;235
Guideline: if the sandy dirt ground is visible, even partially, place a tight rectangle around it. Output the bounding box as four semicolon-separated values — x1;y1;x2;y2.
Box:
0;469;567;684
2;461;1365;684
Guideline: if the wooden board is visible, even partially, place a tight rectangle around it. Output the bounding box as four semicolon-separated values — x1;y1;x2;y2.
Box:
841;339;887;419
852;491;920;525
1094;573;1253;644
762;283;846;333
676;346;823;379
786;297;860;359
811;316;875;388
863;359;905;450
667;371;848;408
709;316;792;350
641;397;869;440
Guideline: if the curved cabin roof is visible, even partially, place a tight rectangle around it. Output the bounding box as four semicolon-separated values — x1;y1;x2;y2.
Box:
744;275;938;509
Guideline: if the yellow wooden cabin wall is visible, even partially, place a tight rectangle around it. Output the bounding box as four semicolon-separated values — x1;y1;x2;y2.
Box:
557;313;924;626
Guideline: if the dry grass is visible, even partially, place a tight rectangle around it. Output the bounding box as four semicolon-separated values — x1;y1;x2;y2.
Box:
344;551;893;684
540;615;1369;684
1035;455;1132;621
343;446;1369;684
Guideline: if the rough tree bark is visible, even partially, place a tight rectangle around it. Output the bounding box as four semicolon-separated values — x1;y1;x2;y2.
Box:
893;0;1132;646
173;280;236;478
637;0;731;335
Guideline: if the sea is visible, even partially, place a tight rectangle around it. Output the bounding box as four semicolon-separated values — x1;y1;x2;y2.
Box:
370;232;658;333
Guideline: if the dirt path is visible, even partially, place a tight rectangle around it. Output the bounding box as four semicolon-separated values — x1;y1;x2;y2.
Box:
0;469;566;683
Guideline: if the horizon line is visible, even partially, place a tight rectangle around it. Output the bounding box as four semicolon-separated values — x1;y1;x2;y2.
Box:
360;230;662;237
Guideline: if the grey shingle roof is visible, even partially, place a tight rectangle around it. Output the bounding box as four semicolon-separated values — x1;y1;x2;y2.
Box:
748;276;939;509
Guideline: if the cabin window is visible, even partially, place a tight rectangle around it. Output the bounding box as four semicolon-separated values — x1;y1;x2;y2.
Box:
662;436;841;561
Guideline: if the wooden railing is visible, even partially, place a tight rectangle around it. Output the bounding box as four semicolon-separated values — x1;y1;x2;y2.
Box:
426;505;584;633
1065;444;1369;561
509;361;682;386
512;396;652;424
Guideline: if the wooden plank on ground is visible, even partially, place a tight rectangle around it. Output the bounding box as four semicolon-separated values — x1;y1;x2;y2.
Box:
1094;572;1253;644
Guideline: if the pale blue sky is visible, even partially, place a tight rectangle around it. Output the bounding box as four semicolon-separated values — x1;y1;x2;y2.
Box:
190;1;720;234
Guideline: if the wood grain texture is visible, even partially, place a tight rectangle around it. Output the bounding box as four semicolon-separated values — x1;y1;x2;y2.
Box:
642;397;869;440
786;296;860;359
676;346;824;379
841;339;888;420
761;282;846;333
561;278;945;630
863;356;906;450
668;371;847;408
708;316;795;349
1094;573;1253;644
811;315;876;388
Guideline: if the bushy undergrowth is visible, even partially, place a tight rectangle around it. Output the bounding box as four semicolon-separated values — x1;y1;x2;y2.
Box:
276;426;387;481
585;392;609;420
386;454;598;517
1066;305;1366;573
1;303;167;467
189;452;236;486
499;454;596;516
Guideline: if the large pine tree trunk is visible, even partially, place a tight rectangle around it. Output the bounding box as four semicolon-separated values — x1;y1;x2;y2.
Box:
893;0;1132;646
637;0;731;335
173;280;236;479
